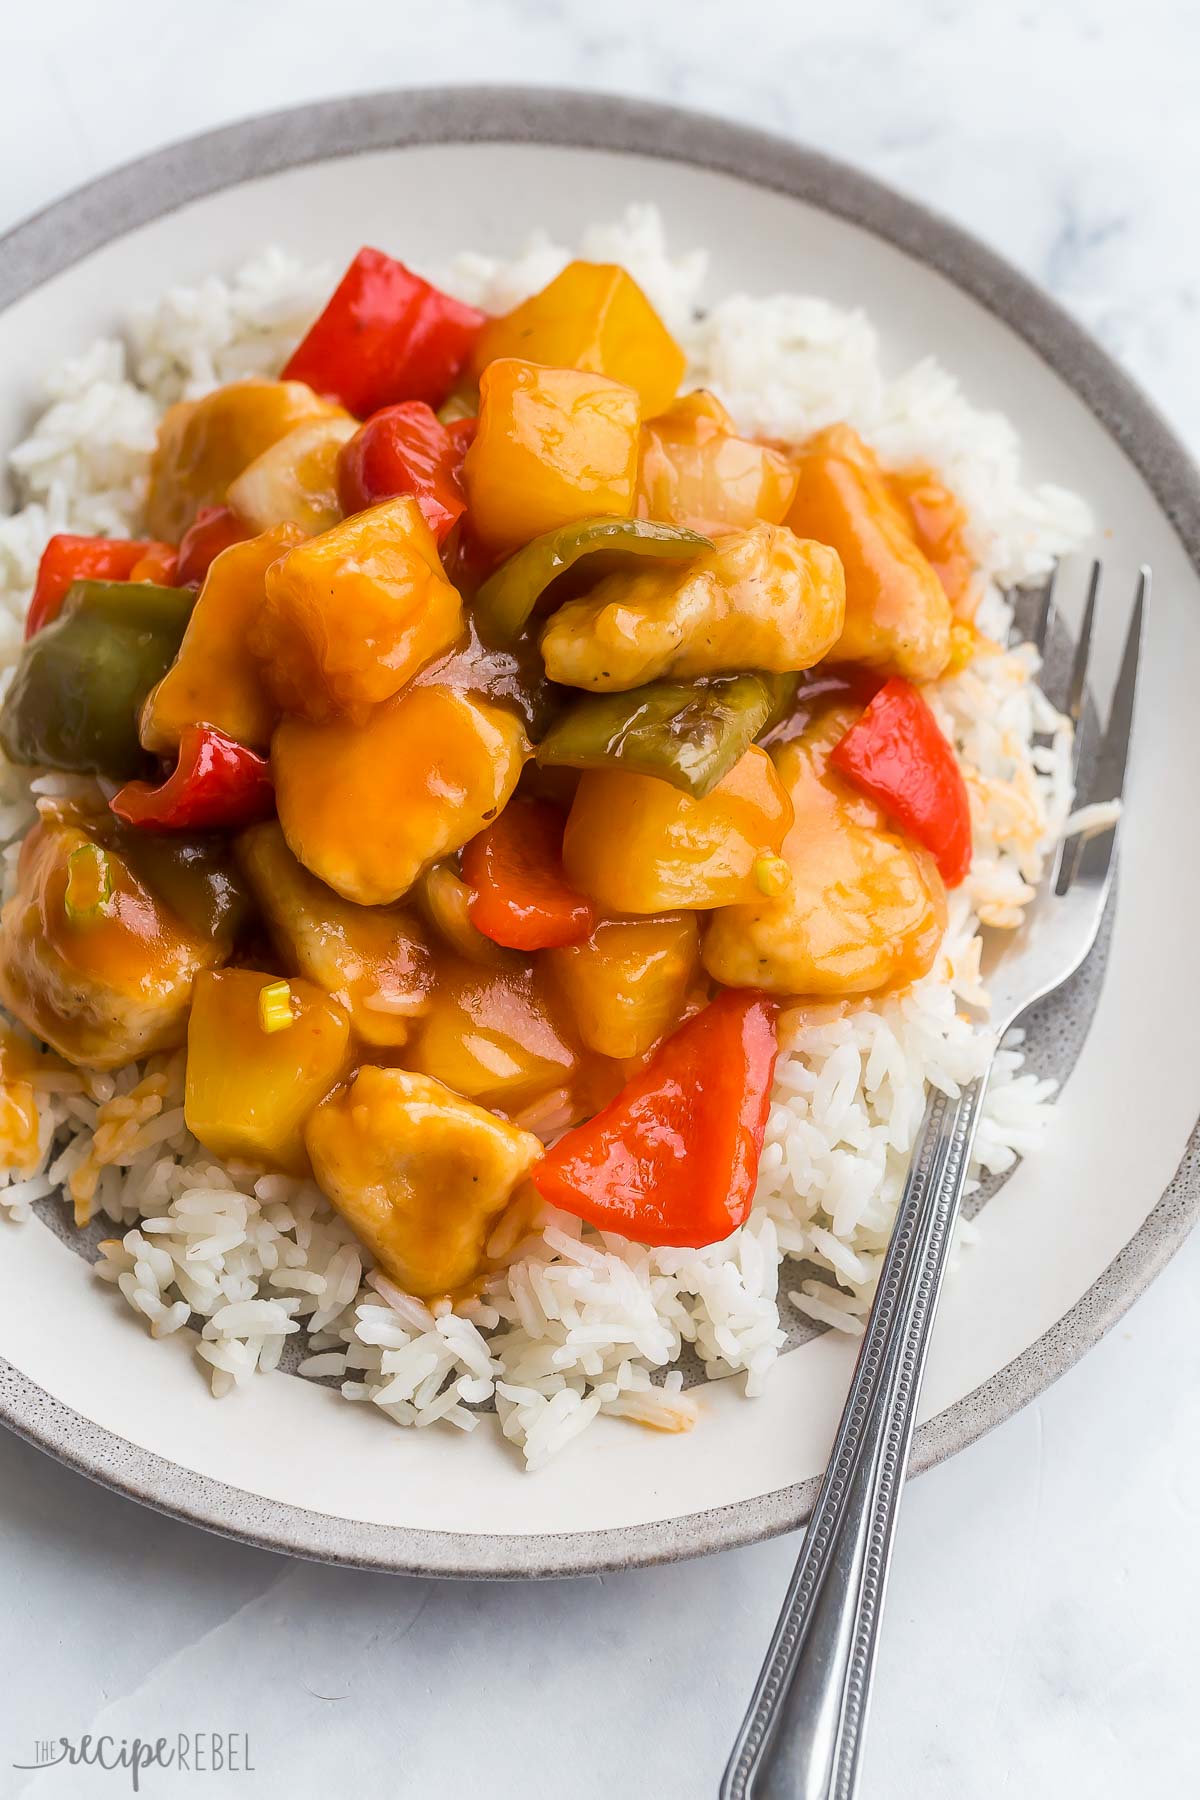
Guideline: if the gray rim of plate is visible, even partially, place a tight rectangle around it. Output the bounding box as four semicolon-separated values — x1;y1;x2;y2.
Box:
0;85;1197;1580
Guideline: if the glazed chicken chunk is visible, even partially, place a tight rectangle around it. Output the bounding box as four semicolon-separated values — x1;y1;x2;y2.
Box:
272;684;529;907
305;1066;542;1297
144;378;346;541
786;425;953;682
236;822;433;1048
539;522;845;691
702;707;947;998
0;821;226;1069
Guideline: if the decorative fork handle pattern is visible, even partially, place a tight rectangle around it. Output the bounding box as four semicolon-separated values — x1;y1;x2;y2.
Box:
721;1070;991;1800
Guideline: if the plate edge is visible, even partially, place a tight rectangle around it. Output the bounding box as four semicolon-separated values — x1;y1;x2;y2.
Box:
0;81;1197;1578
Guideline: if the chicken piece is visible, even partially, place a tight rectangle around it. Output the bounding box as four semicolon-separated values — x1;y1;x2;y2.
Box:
414;863;514;969
236;822;433;1047
305;1066;542;1297
145;379;346;541
185;969;351;1175
249;496;464;723
546;913;700;1059
0;821;226;1068
562;745;793;914
140;524;302;755
406;958;580;1109
539;522;844;692
272;684;528;906
226;415;357;535
785;424;952;681
702;706;947;997
636;391;798;538
887;465;976;618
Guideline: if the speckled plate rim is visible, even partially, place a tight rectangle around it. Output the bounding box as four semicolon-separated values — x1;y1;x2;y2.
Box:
0;84;1197;1579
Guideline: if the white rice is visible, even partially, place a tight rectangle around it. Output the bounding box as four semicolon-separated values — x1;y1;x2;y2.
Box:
0;207;1090;1467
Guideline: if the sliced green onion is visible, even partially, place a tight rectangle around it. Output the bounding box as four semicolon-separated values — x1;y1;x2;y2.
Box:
257;979;296;1034
753;855;792;899
63;843;115;923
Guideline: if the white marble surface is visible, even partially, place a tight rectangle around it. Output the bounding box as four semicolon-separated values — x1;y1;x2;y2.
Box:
2;3;1199;1795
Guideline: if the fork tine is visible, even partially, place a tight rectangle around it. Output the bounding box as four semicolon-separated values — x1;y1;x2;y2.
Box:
1087;565;1148;807
1007;567;1055;651
1055;566;1148;893
1064;561;1101;736
1032;561;1058;657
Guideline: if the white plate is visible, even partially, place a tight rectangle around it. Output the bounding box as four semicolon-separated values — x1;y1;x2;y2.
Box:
0;88;1196;1576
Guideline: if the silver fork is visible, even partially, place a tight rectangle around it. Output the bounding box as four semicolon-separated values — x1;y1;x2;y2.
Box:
721;561;1148;1800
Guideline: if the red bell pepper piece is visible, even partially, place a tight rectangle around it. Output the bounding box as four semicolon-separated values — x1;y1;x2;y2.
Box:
462;799;595;951
281;247;485;416
830;676;972;886
336;402;471;545
532;990;779;1248
444;414;477;475
175;506;248;588
110;725;275;833
27;534;178;638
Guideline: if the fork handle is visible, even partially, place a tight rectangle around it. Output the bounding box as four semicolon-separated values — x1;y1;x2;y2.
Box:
720;1071;991;1800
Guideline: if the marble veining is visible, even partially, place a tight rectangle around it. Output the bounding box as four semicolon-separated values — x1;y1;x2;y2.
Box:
2;2;1199;1795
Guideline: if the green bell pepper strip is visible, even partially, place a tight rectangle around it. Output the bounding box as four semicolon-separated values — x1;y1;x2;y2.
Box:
114;831;252;943
0;580;193;779
535;673;778;799
472;516;712;647
413;614;559;740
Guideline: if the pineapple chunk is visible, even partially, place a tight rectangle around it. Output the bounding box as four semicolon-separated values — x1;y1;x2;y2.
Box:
463;359;640;555
407;959;579;1108
471;261;685;416
546;913;699;1059
226;415;357;535
145;378;344;541
184;969;350;1175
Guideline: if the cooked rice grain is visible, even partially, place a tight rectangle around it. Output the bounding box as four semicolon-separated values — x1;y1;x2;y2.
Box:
0;209;1088;1466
